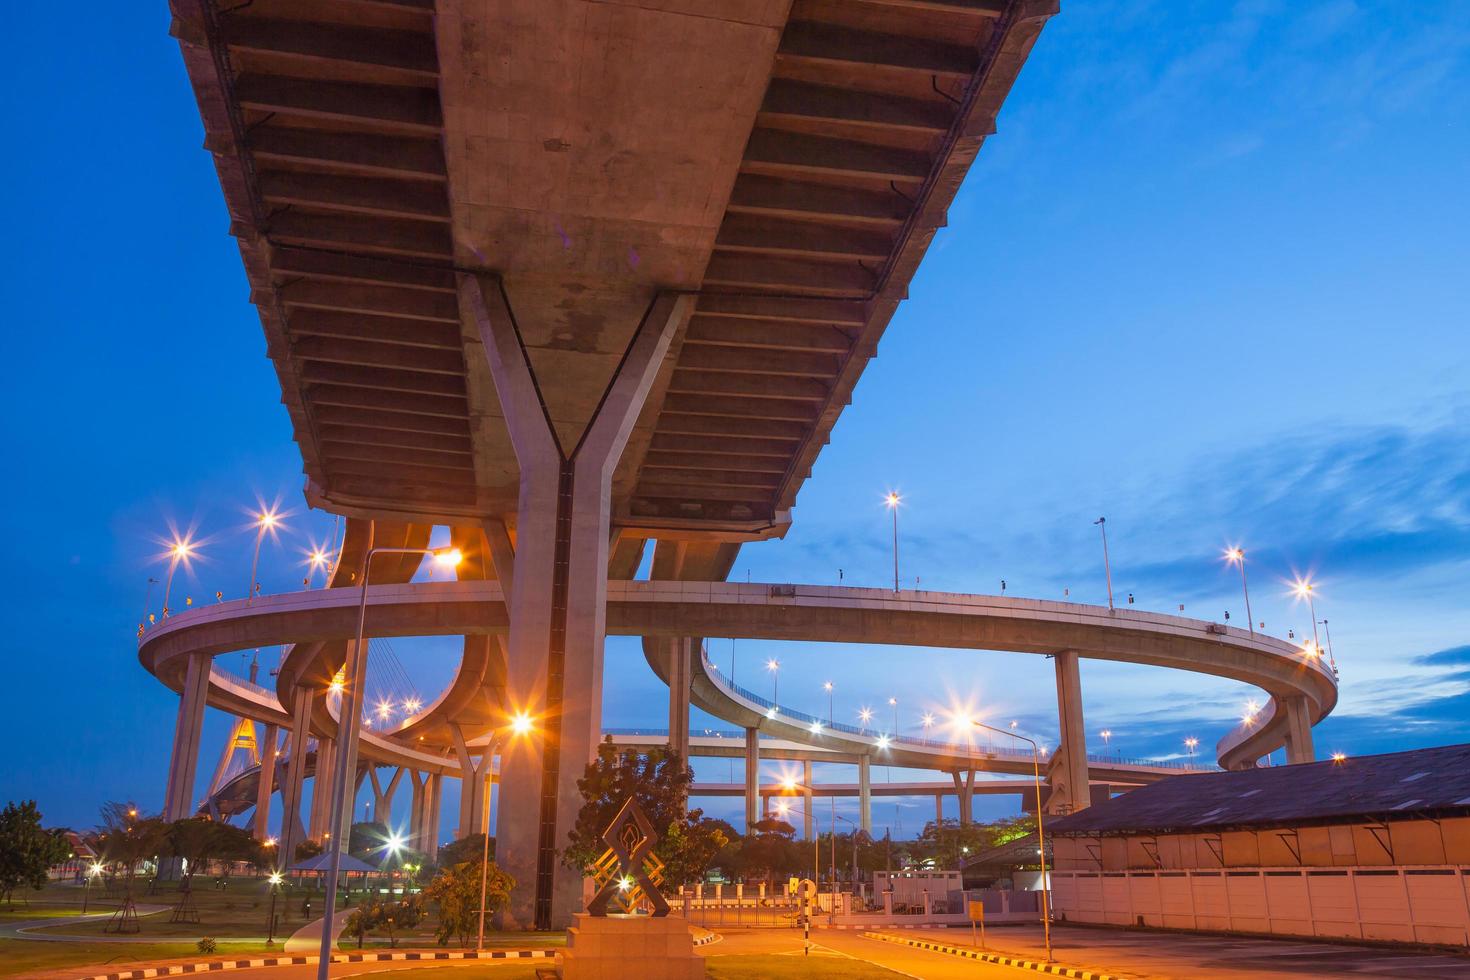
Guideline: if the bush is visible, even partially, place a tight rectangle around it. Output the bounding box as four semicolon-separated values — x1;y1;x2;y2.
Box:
196;937;217;954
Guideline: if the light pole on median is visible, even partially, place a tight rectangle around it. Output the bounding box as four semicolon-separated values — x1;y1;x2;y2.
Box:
1093;517;1114;612
971;719;1051;963
247;508;282;606
1224;548;1254;637
316;538;461;980
885;492;901;593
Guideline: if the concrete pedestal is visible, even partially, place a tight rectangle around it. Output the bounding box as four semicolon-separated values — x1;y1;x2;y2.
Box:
558;914;704;980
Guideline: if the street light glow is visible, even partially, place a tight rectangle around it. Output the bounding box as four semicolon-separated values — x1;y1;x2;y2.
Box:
766;707;778;719
431;547;463;568
766;658;779;672
781;776;798;792
823;681;833;692
1331;751;1347;763
858;707;873;724
809;720;823;734
884;491;900;509
876;734;891;750
384;832;404;854
404;698;421;714
510;712;534;736
921;712;935;729
257;509;281;530
268;871;284;886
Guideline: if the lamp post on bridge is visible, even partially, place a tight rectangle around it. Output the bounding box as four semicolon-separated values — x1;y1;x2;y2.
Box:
1224;548;1254;637
1093;517;1113;612
884;492;901;593
247;508;282;606
161;538;197;619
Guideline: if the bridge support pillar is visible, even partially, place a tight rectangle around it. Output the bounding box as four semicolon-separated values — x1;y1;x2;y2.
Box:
309;737;335;842
278;690;314;864
162;651;212;822
668;638;692;762
253;724;279;842
936;794;944;828
1283;696;1315;764
744;727;760;833
1052;650;1091;814
452;726;494;839
803;761;814;840
423;773;443;861
858;757;872;835
951;770;975;826
369;767;405;826
466;275;692;930
408;770;426;848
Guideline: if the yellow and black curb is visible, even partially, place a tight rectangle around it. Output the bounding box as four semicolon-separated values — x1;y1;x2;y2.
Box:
73;947;556;980
863;931;1121;980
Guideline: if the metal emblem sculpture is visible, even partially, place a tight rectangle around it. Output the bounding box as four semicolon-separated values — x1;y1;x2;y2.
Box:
587;797;669;916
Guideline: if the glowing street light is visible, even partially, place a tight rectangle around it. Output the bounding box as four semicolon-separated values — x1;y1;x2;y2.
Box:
1100;729;1112;757
824;681;834;726
1331;751;1347;763
875;734;891;751
161;537;198;619
766;658;780;706
317;541;461;980
266;870;284;947
809;720;823;735
305;547;331;589
510;712;534;736
1223;547;1254;637
971;719;1052;962
858;706;873;731
888;697;898;735
248;507;284;605
404;698;422;715
884;491;901;593
1292;578;1324;667
1184;736;1198;760
921;712;935;733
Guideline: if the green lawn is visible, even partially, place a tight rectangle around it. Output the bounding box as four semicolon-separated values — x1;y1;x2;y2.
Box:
0;939;271;978
706;956;904;979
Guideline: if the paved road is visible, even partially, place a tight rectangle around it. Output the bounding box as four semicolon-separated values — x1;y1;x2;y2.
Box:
897;924;1470;978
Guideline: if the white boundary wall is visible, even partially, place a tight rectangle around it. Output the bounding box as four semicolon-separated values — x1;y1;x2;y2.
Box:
1051;866;1470;946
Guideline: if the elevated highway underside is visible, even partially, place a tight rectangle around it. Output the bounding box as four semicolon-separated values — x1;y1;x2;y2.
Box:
165;0;1087;928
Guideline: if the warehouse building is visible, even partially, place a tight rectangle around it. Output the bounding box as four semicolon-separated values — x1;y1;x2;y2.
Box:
1045;743;1470;945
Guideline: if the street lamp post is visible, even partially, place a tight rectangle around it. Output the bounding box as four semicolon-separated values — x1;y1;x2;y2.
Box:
161;539;196;619
1224;548;1254;637
1093;518;1113;611
885;492;901;593
971;719;1051;963
1100;729;1112;758
766;659;780;707
247;509;281;606
1294;580;1323;663
1319;618;1338;673
1185;736;1198;761
317;539;461;980
266;871;283;947
824;681;834;726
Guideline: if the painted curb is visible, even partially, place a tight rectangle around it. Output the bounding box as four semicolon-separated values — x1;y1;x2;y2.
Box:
71;947;556;980
692;930;721;947
863;931;1121;980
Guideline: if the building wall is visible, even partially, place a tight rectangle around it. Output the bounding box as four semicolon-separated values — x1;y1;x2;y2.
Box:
1050;866;1470;945
1053;816;1470;872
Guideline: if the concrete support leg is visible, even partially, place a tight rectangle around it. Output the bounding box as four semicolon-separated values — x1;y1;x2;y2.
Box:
668;638;692;762
467;276;691;929
309;737;335;842
950;771;974;826
253;724;279;842
451;726;494;839
803;761;814;840
744;727;760;833
162;652;212;821
936;794;944;828
408;770;426;849
1053;650;1091;813
858;756;872;835
1283;696;1315;764
370;767;405;826
278;690;314;864
424;773;443;861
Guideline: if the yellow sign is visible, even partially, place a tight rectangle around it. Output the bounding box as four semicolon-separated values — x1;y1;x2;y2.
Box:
968;900;985;922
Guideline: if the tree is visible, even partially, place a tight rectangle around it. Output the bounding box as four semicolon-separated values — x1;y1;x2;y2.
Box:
437;833;492;869
0;801;71;905
913;815;1037;869
94;803;169;932
294;839;324;862
348;821;390;864
738;817;801;883
421;860;513;947
564;738;726;889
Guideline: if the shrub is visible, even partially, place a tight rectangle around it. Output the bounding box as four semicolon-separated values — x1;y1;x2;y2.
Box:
196;937;217;954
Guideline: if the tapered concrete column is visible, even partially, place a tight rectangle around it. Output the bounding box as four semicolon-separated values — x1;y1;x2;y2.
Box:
950;770;975;826
309;737;335;842
278;690;314;863
252;724;279;842
1282;696;1315;764
466;276;691;929
369;767;405;826
744;727;760;832
451;726;494;839
162;652;212;821
408;770;426;848
858;757;872;835
1052;650;1091;813
668;638;692;761
424;773;443;861
935;794;944;828
803;761;814;840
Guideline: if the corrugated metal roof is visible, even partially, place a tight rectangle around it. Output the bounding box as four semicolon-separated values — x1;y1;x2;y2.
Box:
1048;743;1470;836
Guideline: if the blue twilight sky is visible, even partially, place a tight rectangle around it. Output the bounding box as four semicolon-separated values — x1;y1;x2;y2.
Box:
2;1;1469;839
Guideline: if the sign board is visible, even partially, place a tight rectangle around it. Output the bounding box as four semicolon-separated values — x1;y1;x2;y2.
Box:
968;899;985;922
